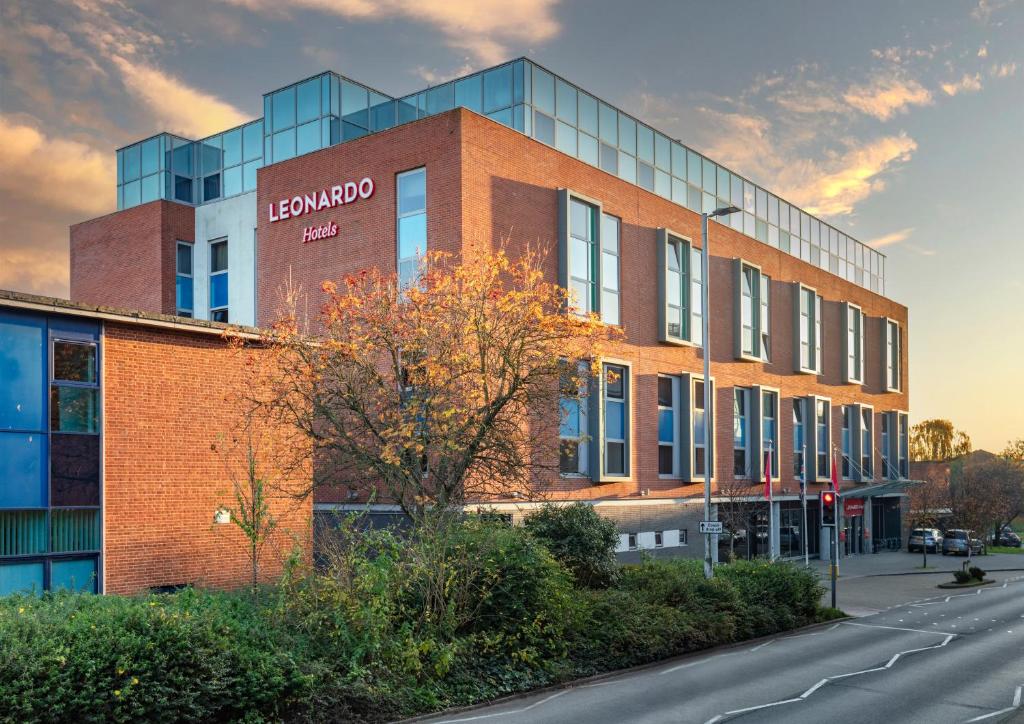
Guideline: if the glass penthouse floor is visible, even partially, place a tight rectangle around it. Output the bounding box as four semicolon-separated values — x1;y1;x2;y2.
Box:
115;58;886;295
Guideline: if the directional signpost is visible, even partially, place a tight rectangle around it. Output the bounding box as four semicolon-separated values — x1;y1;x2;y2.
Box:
699;521;723;535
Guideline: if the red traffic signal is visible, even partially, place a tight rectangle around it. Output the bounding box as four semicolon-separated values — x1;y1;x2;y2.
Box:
821;491;837;526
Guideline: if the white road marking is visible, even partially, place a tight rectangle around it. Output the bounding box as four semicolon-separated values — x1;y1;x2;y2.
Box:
431;691;571;722
841;621;953;636
660;651;737;675
963;685;1023;722
750;639;776;652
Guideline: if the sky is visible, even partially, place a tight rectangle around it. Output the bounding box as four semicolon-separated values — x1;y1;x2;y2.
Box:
0;0;1022;451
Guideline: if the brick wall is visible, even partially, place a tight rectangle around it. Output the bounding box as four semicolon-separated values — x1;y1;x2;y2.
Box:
101;321;311;594
71;200;194;315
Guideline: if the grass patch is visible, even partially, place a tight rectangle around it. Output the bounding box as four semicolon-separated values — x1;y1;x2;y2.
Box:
988;546;1024;554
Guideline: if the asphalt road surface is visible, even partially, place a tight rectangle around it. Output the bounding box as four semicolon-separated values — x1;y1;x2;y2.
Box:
417;576;1024;724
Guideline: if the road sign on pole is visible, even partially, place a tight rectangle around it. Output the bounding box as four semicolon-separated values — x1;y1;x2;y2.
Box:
699;521;724;535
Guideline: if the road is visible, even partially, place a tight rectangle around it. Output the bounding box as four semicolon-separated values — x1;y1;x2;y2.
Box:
417;575;1024;724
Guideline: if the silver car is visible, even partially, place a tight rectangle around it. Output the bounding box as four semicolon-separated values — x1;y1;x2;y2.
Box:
908;528;942;553
941;529;986;556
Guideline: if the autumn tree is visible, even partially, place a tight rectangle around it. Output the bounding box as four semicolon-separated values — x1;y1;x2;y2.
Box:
715;477;758;562
245;247;617;524
909;419;972;462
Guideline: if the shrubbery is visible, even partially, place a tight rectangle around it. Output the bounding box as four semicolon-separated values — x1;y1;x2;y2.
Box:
523;503;620;587
1;517;827;723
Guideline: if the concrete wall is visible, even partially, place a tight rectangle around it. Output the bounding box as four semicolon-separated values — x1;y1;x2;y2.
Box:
193;192;258;326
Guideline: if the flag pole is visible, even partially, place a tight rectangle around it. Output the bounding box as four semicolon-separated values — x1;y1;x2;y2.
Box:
767;442;775;561
802;451;809;567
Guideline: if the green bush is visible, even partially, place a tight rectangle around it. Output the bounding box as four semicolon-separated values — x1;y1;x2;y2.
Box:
523;503;620;588
968;566;986;580
953;570;972;584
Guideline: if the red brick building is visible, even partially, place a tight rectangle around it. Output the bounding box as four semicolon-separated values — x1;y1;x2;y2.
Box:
7;59;915;593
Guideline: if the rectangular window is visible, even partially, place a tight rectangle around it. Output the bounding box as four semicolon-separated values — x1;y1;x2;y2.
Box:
861;408;873;479
762;390;778;478
397;168;427;290
628;533;637;550
603;364;629;477
794;285;821;373
658;375;680;477
209;240;228;323
881;412;891;478
600;214;620;325
693;378;709;478
816;399;831;480
841;406;854;479
844;303;864;383
793;398;805;480
567;196;597;316
898;412;909;478
176;242;193;317
658;231;690;343
735;261;769;360
50;340;99;434
654;530;663;548
733;387;749;477
885;319;902;391
691;247;703;347
559;361;589;476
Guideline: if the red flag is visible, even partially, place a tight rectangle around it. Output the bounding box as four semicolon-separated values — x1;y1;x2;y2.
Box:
764;447;773;500
830;446;840;494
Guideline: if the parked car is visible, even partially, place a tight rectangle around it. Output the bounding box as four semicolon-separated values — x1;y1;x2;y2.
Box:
941;529;986;556
995;528;1022;547
908;528;943;553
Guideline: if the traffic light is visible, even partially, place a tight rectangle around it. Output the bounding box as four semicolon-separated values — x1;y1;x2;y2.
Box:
821;491;837;526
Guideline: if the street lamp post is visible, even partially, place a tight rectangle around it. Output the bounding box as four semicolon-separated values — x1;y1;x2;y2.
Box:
702;206;741;580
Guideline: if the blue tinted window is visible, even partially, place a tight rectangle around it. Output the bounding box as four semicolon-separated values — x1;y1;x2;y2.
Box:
297;78;320;124
140;138;159;176
140;174;160;203
172;142;193;175
272;129;295;162
174;175;192;203
578;92;598;136
51;558;97;593
370;98;396;130
0;313;45;432
210;273;228;309
513;60;525;104
243;122;262;162
703;158;716;194
201;139;221;174
426;83;454;115
397;168;426;215
534;111;554;145
398;215;427;259
483;65;513;113
618;114;636;154
116;149;124;186
176;274;193;312
556;120;577;156
397;97;418;124
487;107;512;126
0;561;44;596
297;120;320;156
123;144;140;181
618;151;636;183
342;122;366;141
672;143;685;179
341;81;368;128
637;125;654;163
555;79;577;124
655;133;670;171
223;129;242;167
579;133;599;166
532;66;554;115
50;387;98;433
0;432;47;507
122;180;140;208
203;173;220;202
687;150;701;186
638;162;654;190
454;75;482;112
51;433;100;506
223;165;242;197
243;160;259;192
272;87;295;131
599;102;617;145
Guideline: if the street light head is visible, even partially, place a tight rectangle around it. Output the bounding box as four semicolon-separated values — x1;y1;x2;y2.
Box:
710;205;741;218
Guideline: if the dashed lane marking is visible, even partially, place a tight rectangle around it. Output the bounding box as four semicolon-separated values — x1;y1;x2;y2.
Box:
963;685;1023;722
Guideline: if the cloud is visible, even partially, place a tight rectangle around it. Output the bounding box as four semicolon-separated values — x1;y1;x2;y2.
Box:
0;247;68;298
843;75;933;119
941;73;984;96
221;0;562;64
867;228;914;249
977;43;989;58
109;56;250;137
0;114;114;216
776;134;918;217
990;62;1018;77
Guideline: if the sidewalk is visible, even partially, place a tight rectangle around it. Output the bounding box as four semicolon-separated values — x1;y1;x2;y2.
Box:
808;550;1024;616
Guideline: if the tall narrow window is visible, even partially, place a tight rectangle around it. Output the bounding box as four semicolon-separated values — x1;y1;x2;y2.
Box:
600;213;620;325
734;261;770;361
175;242;193;317
759;274;771;362
658;232;690;343
794;285;821;374
602;363;629;477
559;361;589;476
881;413;891;478
658;375;679;476
861;408;873;479
841;406;854;479
843;303;864;383
733;387;750;477
397;168;427;290
898;412;909;478
885;319;902;391
762;389;778;478
816;398;830;480
567;197;597;316
693;378;708;477
50;340;99;434
691;247;703;347
209;240;228;323
793;398;805;480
